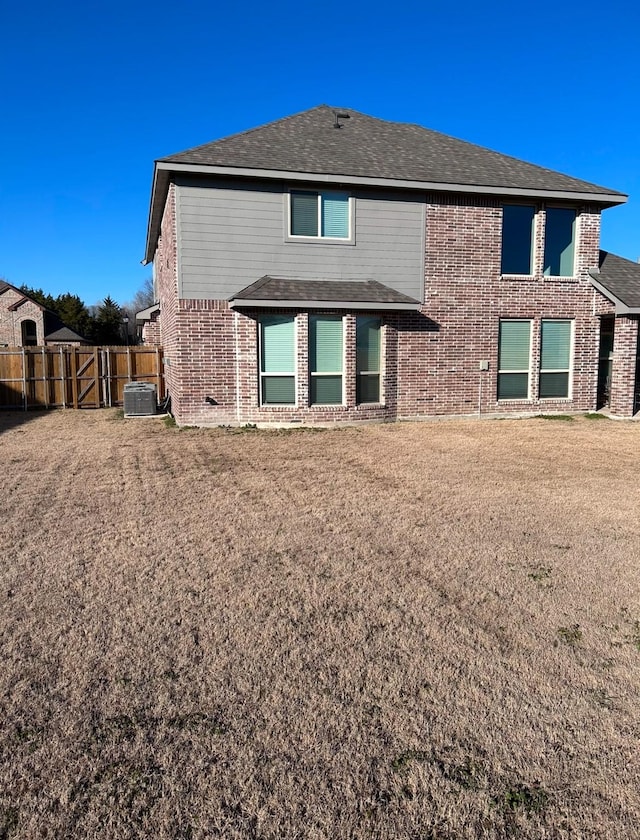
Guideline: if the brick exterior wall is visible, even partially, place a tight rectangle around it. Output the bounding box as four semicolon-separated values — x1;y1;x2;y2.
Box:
0;288;46;346
154;188;638;426
609;316;639;417
141;311;161;346
155;183;180;410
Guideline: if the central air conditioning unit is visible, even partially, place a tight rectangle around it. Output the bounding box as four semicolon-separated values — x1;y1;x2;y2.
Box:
123;382;157;417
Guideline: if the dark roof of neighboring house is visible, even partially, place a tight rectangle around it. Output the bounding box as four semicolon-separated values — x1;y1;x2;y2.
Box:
44;323;88;343
229;276;420;310
43;311;88;342
589;251;640;312
145;106;626;263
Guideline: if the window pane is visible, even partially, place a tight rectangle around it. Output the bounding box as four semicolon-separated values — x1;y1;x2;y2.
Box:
261;316;295;373
501;205;535;274
498;373;529;399
322;194;349;238
544;208;576;276
311;375;342;404
309;315;343;373
356;316;381;373
539;372;569;399
541;321;571;370
357;373;380;403
262;376;295;404
291;192;318;236
499;321;531;371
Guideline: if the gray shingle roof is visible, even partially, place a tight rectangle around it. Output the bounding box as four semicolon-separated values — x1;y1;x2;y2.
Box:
44;325;88;342
229;277;420;309
162;105;623;197
589;251;640;311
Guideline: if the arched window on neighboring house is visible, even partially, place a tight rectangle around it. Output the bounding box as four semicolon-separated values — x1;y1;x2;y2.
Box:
21;319;38;346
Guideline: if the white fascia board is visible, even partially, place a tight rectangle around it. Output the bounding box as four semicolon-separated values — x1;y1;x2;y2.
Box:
588;273;640;315
229;298;420;311
135;303;161;321
156;161;628;206
143;166;165;264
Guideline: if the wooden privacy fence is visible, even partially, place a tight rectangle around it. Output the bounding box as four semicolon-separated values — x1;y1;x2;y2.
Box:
0;346;165;410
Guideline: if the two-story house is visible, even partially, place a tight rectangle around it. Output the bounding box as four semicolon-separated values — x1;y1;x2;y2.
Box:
143;105;639;426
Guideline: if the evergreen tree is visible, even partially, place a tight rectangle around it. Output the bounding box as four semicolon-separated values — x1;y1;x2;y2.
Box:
93;296;126;345
18;285;57;312
54;293;93;338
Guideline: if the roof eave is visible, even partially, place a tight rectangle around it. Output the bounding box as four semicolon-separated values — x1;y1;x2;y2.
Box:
155;160;627;205
143;165;169;265
229;298;420;311
144;160;627;262
588;272;640;315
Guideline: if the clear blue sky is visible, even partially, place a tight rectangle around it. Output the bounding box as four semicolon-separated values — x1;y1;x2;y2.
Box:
1;0;638;306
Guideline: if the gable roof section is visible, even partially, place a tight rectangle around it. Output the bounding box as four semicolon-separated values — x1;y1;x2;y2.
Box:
589;251;640;313
145;106;626;263
229;277;420;310
0;281;45;311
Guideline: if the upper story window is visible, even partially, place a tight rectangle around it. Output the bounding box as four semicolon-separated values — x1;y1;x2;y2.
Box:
543;208;576;277
501;205;535;275
501;205;577;278
289;191;352;241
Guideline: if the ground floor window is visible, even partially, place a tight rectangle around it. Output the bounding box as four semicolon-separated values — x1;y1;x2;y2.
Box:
539;320;572;398
356;316;381;403
259;315;296;405
498;318;574;401
498;320;531;399
309;314;344;405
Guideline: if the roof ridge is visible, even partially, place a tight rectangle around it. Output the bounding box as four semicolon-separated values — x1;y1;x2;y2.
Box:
158;104;347;162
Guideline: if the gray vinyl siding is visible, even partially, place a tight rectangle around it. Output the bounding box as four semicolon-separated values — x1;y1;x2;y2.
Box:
175;177;425;302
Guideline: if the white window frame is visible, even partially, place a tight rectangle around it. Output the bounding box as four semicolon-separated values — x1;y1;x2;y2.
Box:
309;314;345;406
258;315;298;407
539;319;574;400
497;319;533;401
285;190;355;245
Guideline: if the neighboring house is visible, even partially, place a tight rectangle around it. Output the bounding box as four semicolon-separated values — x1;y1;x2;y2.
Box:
0;281;89;347
135;302;161;346
143;105;640;426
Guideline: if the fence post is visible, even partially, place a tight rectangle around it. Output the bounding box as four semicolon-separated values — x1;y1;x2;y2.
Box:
60;346;66;408
106;348;112;406
93;346;99;407
22;347;27;411
70;348;79;409
42;347;49;409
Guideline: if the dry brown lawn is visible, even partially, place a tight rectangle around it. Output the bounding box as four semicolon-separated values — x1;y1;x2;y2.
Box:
1;409;640;839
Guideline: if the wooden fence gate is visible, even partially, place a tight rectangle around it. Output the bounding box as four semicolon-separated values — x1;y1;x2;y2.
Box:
0;346;165;410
